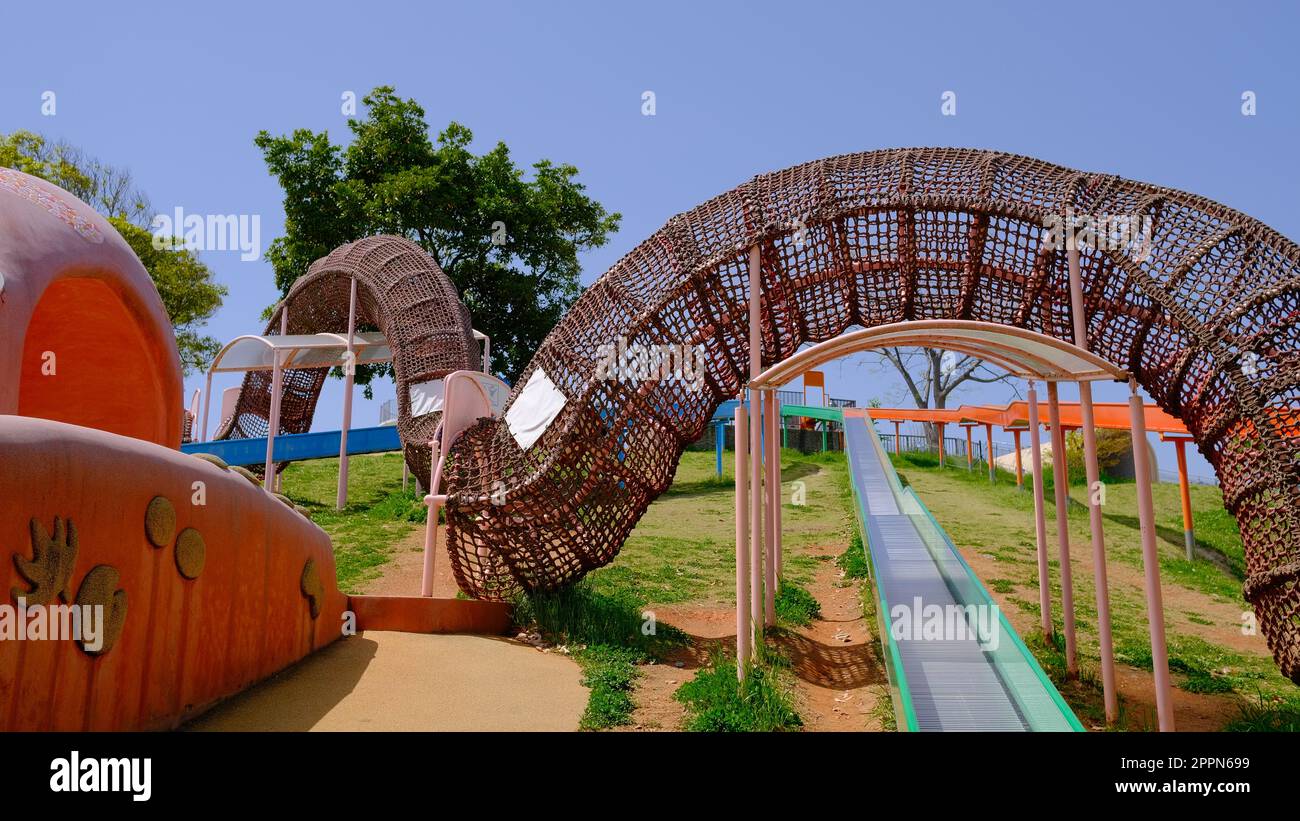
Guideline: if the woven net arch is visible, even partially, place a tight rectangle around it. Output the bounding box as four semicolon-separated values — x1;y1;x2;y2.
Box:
442;147;1300;684
214;235;480;481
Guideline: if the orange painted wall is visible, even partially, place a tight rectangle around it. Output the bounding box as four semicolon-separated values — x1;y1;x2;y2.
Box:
0;416;348;731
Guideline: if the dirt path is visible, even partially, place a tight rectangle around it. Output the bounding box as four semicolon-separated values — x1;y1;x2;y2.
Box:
774;551;886;731
357;527;460;598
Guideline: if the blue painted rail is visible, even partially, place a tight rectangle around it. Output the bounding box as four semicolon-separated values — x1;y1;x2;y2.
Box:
181;425;402;467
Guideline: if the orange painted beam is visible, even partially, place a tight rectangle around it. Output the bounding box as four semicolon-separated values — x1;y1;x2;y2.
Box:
348;596;513;635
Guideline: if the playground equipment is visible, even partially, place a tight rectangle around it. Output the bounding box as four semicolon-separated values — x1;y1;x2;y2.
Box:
436;148;1300;699
209;235;483;498
844;414;1082;731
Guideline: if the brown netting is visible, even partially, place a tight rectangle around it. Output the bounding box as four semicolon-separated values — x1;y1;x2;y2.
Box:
213;235;480;482
442;147;1300;685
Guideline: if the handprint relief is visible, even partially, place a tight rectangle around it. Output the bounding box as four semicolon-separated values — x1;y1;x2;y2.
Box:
11;517;79;606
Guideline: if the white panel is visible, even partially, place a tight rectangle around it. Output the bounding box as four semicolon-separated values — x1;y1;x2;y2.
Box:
505;368;567;450
408;379;446;418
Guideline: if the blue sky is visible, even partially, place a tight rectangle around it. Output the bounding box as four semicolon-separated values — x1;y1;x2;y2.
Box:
4;0;1297;480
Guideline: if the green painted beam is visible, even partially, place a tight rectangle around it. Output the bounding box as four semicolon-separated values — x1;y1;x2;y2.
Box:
778;403;843;423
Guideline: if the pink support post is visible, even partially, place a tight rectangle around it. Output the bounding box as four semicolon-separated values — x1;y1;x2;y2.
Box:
772;399;783;583
893;420;901;453
937;422;946;467
1068;246;1118;724
337;277;358;510
1027;383;1052;640
747;245;763;643
1046;382;1079;675
275;308;288;493
420;440;442;597
200;370;213;443
1128;380;1176;731
759;394;769;626
264;350;283;482
735;403;751;680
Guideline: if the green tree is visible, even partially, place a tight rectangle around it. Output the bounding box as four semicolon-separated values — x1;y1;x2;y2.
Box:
254;86;621;386
1;130;227;374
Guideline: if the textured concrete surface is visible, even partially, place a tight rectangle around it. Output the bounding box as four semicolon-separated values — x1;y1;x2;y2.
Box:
187;632;587;732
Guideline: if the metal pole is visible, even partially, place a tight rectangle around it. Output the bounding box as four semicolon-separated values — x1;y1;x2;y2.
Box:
337;277;358;511
985;423;995;483
1068;246;1118;725
276;307;288;493
420;440;441;597
965;425;974;470
1027;384;1052;639
735;403;751;679
1129;380;1176;731
715;420;724;478
894;420;901;454
1013;429;1024;490
764;392;777;627
264;350;283;484
772;403;783;584
200;370;213;443
1046;382;1079;675
1175;439;1195;560
747;245;763;645
937;422;946;467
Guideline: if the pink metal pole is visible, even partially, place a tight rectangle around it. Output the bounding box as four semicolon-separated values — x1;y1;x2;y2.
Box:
276;307;289;493
1027;383;1052;640
735;403;751;680
747;245;763;643
937;422;946;467
337;277;358;511
893;420;901;453
1128;380;1176;731
759;387;769;626
772;400;783;583
264;351;283;483
1046;381;1079;675
200;370;213;443
1068;246;1118;724
420;439;442;597
965;424;973;470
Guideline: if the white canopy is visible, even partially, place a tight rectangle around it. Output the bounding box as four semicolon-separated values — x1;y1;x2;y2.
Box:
207;332;394;373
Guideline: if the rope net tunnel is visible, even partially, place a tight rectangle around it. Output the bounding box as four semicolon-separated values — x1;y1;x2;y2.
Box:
213;235;481;483
441;147;1300;685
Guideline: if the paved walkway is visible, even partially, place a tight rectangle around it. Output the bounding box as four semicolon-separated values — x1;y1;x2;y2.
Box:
187;631;587;731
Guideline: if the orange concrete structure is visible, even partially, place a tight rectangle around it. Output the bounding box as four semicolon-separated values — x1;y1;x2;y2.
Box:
0;170;507;731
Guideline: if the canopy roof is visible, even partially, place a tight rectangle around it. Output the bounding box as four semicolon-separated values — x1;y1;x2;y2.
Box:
852;402;1190;435
752;320;1127;389
208;332;394;373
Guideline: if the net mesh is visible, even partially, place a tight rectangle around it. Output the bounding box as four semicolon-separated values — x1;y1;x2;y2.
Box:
440;148;1300;684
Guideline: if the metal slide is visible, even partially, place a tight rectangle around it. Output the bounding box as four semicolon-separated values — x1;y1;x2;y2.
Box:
845;414;1083;732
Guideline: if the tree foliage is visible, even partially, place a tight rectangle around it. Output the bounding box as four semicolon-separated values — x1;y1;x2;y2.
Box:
254;86;621;386
0;130;227;374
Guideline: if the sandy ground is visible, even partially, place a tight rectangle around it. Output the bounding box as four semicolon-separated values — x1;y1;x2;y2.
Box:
187;631;588;732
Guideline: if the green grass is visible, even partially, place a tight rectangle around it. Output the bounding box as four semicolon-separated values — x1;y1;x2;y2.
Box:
511;580;685;730
1223;692;1300;732
675;651;803;732
279;452;425;592
775;580;821;627
890;451;1300;723
587;449;850;606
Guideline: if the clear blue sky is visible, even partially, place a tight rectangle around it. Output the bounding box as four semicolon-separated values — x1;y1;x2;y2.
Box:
4;0;1297;480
